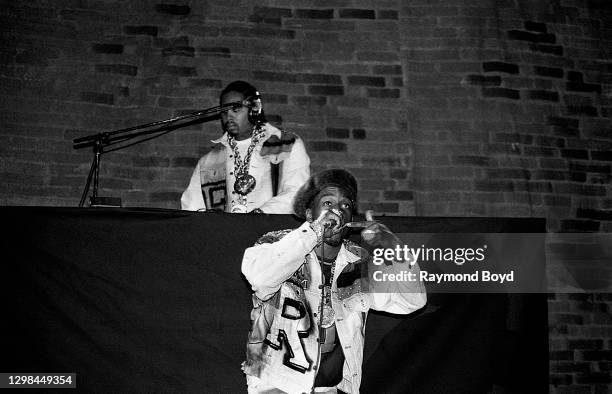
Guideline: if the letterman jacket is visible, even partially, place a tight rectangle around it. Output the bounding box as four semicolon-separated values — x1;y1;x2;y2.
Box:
241;222;427;394
180;123;310;213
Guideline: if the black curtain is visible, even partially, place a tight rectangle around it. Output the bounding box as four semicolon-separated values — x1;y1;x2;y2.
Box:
0;207;548;393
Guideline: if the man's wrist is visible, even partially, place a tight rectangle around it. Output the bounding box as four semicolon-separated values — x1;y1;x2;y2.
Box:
309;221;323;240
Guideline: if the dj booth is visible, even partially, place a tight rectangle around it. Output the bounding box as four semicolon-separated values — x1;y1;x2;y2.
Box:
1;207;548;393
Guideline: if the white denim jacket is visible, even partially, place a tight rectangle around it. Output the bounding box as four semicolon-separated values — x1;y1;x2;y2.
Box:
241;222;427;394
180;123;310;213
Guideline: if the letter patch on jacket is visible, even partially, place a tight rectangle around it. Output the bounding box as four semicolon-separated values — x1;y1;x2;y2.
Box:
263;283;313;374
199;167;226;210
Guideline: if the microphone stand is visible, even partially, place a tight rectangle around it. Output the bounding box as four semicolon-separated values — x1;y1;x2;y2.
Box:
73;102;239;207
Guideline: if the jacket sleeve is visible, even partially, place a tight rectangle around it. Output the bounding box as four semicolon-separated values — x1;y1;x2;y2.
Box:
180;160;206;211
258;137;310;214
242;222;317;301
367;258;427;315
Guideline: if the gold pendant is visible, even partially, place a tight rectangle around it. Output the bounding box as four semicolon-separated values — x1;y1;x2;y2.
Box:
234;174;256;195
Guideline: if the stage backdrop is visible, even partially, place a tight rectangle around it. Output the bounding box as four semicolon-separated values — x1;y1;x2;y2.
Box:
1;207;548;393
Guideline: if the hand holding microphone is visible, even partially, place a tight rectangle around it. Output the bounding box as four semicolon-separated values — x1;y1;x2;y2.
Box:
310;209;342;241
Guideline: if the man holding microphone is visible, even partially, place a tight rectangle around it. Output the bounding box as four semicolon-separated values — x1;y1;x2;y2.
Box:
241;169;427;393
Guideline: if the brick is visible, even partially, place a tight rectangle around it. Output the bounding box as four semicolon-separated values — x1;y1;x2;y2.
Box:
310;141;347;152
536;33;556;44
163;65;196;77
534;136;565;148
527;90;559;101
372;65;402;75
187;79;222;88
367;88;399;98
524;21;547;33
567;82;602;94
199;47;231;57
249;14;281;25
582;350;612;361
295;9;333;19
390;169;407;179
482;61;519;74
221;26;295;40
361;156;402;167
155;4;190;15
326;127;349;139
563;94;592;107
566;106;598;117
171;157;197;168
405;62;436;73
551;361;590;373
465;75;501;86
482;87;520;99
348;76;385;87
123;26;158;36
532;170;565;181
297;74;342;84
544;195;571;206
133;156;170;167
569;162;611;173
539;158;567;169
370;203;399;213
452;155;489;166
534;78;553;90
577;208;612;221
293;96;327;106
547;116;579;128
261;94;285;104
561;219;601;232
80;91;113;105
308;85;344;96
555;183;607;196
383;191;414;200
552;126;580;138
356;52;400;64
567;71;583;82
575;373;612;384
162;46;195;57
561;149;589;159
377;10;399;20
487;168;530;179
254;71;296;83
474;180;514;192
529;43;563;56
92;43;123;54
507;30;539;42
352;129;366;139
592;151;612;161
549;374;572;385
252;6;291;18
359;178;395;190
95;64;138;76
339;9;375;19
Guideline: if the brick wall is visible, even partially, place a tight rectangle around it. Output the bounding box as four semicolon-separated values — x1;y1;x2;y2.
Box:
1;0;611;392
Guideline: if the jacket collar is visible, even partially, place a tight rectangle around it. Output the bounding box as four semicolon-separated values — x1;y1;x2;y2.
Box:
211;123;279;147
335;240;369;271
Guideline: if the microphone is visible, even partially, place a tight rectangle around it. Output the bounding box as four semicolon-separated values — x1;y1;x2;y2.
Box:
324;219;337;228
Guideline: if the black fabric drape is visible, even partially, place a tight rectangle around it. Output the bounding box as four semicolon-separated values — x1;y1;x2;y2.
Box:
0;207;547;393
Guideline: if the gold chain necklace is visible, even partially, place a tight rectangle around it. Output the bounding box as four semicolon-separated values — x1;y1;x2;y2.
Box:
227;125;264;196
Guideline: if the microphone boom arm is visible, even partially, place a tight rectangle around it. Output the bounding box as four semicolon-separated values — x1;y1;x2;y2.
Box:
72;101;240;207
